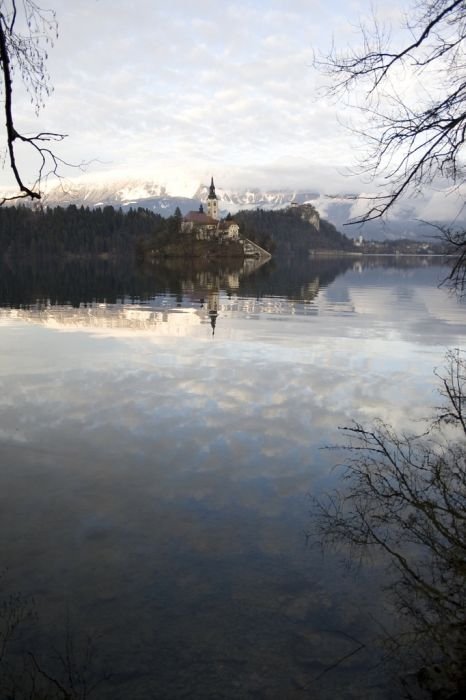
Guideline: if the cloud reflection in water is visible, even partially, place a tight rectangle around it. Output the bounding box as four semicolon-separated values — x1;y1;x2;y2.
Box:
0;260;465;697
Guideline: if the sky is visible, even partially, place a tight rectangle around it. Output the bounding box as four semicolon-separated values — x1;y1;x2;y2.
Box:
1;0;413;195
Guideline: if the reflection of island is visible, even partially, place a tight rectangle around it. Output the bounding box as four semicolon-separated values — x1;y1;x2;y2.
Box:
0;255;456;338
205;291;218;336
0;254;449;314
0;256;333;337
0;256;269;309
0;304;216;337
157;254;269;292
0;293;295;338
0;257;272;338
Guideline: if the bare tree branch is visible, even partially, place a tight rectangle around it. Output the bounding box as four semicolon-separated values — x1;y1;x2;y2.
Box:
316;0;466;223
0;1;71;203
311;349;466;694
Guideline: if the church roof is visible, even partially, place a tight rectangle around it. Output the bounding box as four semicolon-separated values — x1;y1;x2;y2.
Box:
184;211;218;225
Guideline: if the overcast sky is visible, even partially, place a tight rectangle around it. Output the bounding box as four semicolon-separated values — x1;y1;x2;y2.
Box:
2;0;413;194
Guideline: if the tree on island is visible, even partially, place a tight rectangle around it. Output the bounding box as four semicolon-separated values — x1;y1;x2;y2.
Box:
0;1;68;204
167;206;182;236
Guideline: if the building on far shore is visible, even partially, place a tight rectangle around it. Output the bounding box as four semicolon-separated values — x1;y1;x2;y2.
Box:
181;177;240;240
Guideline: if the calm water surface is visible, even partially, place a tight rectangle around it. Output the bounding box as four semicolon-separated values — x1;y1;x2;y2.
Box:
0;257;464;699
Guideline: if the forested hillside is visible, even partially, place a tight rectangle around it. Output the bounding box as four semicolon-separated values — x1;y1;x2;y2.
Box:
0;205;169;260
0;203;353;261
235;207;355;256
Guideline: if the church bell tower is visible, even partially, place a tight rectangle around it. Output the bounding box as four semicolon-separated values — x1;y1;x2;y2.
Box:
206;176;219;220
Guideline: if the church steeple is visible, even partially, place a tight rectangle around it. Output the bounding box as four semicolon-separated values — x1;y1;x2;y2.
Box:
208;176;216;199
206;176;219;220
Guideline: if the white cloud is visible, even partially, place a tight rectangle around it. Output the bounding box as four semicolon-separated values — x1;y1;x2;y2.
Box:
2;0;453;209
0;0;394;193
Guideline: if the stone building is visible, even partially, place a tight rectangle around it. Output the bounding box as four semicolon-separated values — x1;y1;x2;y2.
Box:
181;206;218;239
182;177;239;240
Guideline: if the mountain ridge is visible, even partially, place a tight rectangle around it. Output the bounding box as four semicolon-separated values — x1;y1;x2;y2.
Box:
1;175;452;241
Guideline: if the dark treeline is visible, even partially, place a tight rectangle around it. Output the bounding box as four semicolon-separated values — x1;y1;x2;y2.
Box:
0;204;354;262
0;204;172;260
0;204;444;264
235;207;355;255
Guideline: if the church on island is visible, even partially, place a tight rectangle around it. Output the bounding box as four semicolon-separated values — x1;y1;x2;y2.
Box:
181;177;240;240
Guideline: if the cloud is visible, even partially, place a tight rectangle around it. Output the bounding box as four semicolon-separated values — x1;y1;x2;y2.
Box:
0;0;380;192
1;0;459;213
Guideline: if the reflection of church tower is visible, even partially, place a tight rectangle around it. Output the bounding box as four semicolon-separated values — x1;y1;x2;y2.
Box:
206;176;219;220
209;308;218;335
207;289;219;336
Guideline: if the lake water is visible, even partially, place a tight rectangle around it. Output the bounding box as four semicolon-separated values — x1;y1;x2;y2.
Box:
0;256;465;699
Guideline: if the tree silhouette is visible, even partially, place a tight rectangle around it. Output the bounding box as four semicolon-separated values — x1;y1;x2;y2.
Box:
0;1;68;204
313;348;466;696
317;0;466;224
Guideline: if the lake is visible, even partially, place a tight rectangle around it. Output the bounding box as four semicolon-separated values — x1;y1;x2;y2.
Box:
0;256;464;699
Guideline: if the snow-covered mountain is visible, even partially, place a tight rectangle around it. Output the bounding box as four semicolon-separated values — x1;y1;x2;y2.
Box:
193;183;321;210
40;177;323;214
25;175;458;241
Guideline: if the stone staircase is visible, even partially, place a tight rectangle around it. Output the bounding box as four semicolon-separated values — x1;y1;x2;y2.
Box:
240;238;272;259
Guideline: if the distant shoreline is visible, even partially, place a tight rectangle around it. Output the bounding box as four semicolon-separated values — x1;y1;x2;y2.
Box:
309;250;452;258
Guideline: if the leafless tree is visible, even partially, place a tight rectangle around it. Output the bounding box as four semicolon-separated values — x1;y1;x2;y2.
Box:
312;348;466;696
0;0;68;204
317;0;466;224
0;586;34;668
0;581;109;700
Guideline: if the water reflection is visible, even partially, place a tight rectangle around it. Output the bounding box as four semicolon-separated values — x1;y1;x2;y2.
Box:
0;253;447;309
0;255;457;345
0;256;463;699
